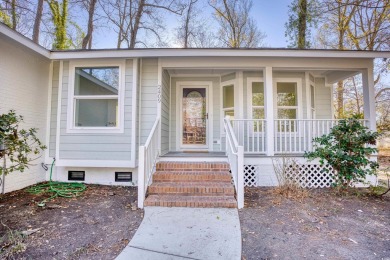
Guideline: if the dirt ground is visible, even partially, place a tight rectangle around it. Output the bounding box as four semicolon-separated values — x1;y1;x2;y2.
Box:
240;153;390;260
0;185;143;260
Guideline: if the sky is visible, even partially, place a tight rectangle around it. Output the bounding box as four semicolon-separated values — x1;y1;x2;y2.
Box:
91;0;292;49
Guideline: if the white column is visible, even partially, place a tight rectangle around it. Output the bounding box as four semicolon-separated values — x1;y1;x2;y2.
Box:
362;62;376;131
157;58;162;154
236;71;244;119
264;67;274;156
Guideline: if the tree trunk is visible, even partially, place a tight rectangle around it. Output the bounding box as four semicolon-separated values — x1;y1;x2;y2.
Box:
129;0;145;49
32;0;44;43
297;0;307;49
11;0;17;30
337;81;344;118
82;0;97;49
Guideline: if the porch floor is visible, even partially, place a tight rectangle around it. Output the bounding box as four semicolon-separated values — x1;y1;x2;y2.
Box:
161;151;227;157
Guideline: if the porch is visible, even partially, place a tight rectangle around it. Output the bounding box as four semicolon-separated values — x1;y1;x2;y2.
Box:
137;57;376;209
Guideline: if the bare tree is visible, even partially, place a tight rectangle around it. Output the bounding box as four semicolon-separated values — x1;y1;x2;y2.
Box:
32;0;44;43
79;0;97;49
100;0;185;49
175;0;216;48
209;0;266;48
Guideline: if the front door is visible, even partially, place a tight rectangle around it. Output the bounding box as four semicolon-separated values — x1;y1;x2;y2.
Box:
180;86;208;149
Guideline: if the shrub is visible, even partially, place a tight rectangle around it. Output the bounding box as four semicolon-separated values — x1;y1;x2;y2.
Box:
304;117;379;188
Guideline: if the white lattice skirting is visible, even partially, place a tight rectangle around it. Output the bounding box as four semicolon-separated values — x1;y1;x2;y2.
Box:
244;164;336;188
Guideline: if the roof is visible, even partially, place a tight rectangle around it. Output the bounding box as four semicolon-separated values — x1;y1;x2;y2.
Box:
1;22;390;60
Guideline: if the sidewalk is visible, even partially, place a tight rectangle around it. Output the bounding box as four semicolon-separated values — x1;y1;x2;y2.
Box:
116;207;241;260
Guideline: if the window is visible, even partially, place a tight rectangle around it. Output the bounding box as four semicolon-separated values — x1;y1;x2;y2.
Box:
251;82;264;119
68;61;124;133
276;82;298;119
223;84;234;118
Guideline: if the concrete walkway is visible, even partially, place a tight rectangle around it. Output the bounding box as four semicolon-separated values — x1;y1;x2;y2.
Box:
116;207;241;260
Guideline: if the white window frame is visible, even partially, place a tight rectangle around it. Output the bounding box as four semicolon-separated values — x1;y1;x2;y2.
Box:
220;79;235;137
247;77;266;134
273;78;303;133
67;59;126;134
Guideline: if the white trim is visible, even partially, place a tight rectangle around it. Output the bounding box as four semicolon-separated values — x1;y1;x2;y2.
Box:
49;49;390;60
170;73;227;78
237;71;244;119
45;61;54;163
56;159;133;167
131;58;138;168
264;67;274;156
169;73;172;151
176;81;213;150
55;61;64;160
158;157;228;163
157;58;162;154
66;59;126;134
220;79;236;137
273;78;303;120
0;23;51;58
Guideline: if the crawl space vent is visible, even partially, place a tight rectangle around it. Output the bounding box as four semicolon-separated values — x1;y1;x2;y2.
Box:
115;172;132;182
68;171;85;181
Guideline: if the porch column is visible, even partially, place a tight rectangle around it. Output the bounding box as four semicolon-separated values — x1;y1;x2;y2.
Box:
264;67;274;156
157;58;162;154
362;62;376;131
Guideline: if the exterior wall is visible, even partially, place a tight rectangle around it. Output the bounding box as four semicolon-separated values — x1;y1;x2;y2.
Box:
0;35;50;192
57;59;133;161
161;70;170;155
314;77;333;119
55;167;138;186
170;76;220;151
49;61;59;157
140;58;158;145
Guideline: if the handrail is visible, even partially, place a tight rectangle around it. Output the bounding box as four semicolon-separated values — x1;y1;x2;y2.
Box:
138;117;160;209
224;116;244;209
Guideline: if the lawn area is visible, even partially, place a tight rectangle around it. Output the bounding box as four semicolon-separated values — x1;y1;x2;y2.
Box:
0;185;143;259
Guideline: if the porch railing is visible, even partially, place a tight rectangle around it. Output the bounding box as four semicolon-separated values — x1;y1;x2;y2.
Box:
230;119;267;154
274;119;369;154
228;119;368;155
138;117;160;209
224;116;244;209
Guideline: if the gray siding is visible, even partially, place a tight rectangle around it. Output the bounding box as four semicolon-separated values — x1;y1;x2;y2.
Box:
314;77;333;119
140;58;158;145
49;61;59;157
221;72;235;82
58;59;133;161
161;70;170;154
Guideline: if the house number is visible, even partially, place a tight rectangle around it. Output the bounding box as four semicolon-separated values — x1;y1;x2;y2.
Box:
157;85;161;103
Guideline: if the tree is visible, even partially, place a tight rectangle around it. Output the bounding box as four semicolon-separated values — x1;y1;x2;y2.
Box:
0;110;46;177
209;0;265;48
100;0;185;49
80;0;97;49
32;0;44;43
305;117;379;188
285;0;319;48
47;0;70;50
175;0;216;48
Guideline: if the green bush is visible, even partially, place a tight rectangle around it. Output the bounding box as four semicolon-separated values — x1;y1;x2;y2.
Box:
304;117;379;188
0;110;46;175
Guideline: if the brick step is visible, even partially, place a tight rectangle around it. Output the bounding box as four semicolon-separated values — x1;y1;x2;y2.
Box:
156;162;230;172
144;195;237;208
152;171;232;183
148;182;235;196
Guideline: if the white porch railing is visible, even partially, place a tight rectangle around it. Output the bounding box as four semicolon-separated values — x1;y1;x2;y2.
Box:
274;119;369;154
231;119;267;154
138;117;160;209
224;117;244;209
228;119;369;155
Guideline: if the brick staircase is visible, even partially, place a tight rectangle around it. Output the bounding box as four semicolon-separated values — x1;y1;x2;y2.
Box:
144;162;237;208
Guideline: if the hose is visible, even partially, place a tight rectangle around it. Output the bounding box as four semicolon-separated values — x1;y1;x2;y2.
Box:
27;158;86;207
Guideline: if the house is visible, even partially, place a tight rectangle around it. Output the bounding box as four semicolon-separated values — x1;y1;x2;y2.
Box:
1;23;389;209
